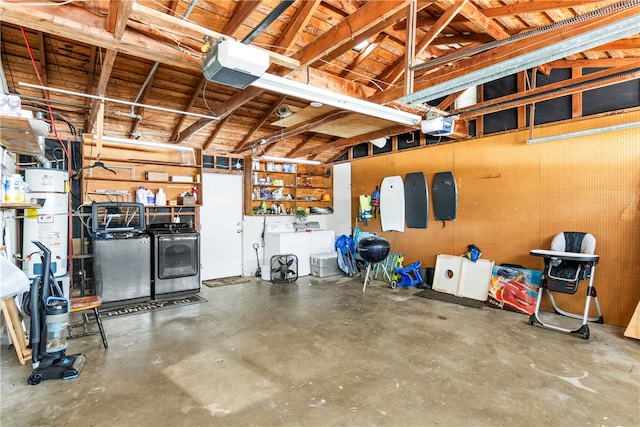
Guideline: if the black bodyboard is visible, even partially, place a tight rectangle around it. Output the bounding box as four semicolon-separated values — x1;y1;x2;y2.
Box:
432;171;458;222
405;172;429;228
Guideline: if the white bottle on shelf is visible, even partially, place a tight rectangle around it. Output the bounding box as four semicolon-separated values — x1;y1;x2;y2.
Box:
136;186;147;204
146;188;155;205
155;188;167;206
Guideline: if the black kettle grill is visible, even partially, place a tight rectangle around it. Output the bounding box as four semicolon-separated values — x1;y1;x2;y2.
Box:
357;236;392;291
357;236;391;263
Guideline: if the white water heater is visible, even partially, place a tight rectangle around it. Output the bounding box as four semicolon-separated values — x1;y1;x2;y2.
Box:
23;168;69;278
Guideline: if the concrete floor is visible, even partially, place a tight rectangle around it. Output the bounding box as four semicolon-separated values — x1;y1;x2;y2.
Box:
1;274;639;426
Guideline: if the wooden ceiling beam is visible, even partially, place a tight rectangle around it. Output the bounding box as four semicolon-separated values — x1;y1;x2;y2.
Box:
459;1;555;76
459;1;510;40
106;1;120;34
82;46;98;132
296;125;413;157
87;0;133;134
244;110;352;149
223;1;261;35
36;32;48;88
286;67;378;98
169;78;206;142
175;86;265;143
340;33;388;78
438;90;465;111
285;134;315;158
0;3;198;70
394;14;468;31
548;58;640;68
234;95;287;152
377;0;468;88
167;0;180;17
3;1;386;108
311;7;407;67
178;116;217;145
171;1;266;147
125;20;203;53
273;0;321;56
481;1;604;18
293;0;412;67
203;115;233;151
372;7;640;104
431;34;496;46
129;65;159;138
129;2;300;70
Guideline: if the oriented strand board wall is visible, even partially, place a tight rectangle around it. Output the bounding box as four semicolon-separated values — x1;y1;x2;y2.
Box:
351;110;640;327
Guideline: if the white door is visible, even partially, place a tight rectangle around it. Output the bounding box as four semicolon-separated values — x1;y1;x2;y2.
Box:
200;173;243;280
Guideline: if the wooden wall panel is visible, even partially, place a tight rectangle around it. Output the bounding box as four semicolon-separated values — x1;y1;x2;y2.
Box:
351;110;640;327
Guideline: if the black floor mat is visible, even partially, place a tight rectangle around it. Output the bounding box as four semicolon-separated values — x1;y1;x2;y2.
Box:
99;294;207;319
414;288;485;309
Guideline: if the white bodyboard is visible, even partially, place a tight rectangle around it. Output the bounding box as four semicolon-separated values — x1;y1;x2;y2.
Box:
380;175;405;232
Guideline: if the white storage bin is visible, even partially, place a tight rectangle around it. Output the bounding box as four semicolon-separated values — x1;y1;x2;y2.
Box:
310;253;341;278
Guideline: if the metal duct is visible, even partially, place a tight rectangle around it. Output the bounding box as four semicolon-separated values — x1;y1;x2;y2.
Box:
400;10;640;106
411;0;640;72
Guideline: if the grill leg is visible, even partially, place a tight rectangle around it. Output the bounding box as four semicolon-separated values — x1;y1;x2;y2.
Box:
362;263;372;292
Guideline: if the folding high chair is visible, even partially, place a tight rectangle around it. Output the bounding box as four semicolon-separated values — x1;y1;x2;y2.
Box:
529;232;603;339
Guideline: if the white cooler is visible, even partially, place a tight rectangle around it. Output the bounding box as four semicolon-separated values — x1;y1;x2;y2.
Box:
310;252;341;278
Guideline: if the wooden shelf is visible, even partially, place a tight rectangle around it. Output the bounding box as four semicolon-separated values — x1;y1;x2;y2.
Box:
81;135;202;216
0;116;43;156
244;156;333;216
0;202;41;209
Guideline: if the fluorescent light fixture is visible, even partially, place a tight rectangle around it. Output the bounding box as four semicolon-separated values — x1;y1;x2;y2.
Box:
400;14;640;106
260;155;321;165
100;135;196;165
251;73;422;127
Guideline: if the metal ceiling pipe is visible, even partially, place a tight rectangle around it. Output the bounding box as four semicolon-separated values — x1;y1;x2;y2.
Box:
242;0;296;44
128;0;199;114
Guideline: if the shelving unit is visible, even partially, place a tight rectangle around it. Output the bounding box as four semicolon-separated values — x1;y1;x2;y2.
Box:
81;135;202;228
244;156;333;216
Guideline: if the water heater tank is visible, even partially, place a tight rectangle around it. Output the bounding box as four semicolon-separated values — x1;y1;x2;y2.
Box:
23;168;69;278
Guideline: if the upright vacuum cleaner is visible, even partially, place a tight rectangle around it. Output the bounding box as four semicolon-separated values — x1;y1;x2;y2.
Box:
22;240;85;385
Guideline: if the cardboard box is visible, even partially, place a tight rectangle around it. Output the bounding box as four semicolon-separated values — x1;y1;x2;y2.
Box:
487;266;542;314
310;253;341;277
146;171;169;181
178;194;196;206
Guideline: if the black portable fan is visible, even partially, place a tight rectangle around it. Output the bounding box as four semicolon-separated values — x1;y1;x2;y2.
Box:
270;254;298;283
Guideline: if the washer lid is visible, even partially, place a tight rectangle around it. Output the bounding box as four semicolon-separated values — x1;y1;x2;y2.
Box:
265;223;294;233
